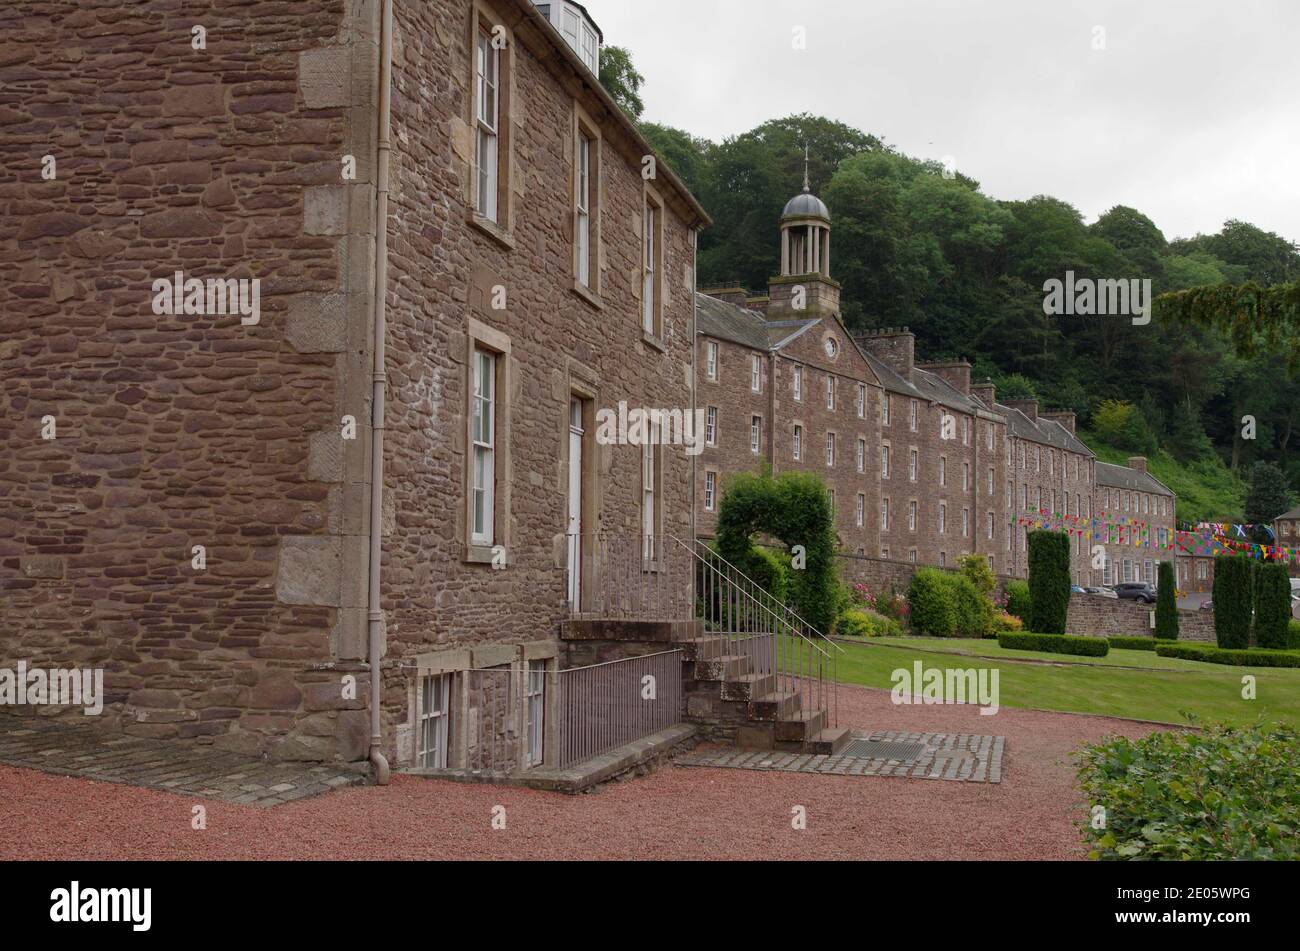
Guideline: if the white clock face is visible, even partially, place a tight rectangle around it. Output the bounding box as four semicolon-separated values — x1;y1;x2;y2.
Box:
825;338;839;358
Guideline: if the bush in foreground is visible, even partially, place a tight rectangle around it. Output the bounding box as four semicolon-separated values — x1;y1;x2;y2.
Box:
998;632;1109;657
1107;636;1158;651
1077;723;1300;860
907;567;992;638
835;608;902;638
1290;619;1300;650
1155;641;1300;668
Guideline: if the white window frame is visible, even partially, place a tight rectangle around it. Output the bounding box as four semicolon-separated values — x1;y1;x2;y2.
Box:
857;384;866;418
751;355;761;392
857;438;865;473
474;29;500;222
706;406;717;446
419;673;452;769
470;348;497;545
909;399;918;431
706;341;718;380
939;504;947;534
576;132;592;287
793;364;802;401
750;416;761;454
525;659;545;768
793;424;802;461
642;201;657;333
856;494;865;528
825;432;836;467
704;471;716;511
826;375;835;410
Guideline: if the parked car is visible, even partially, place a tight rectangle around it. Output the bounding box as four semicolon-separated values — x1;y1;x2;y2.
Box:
1199;598;1213;612
1114;582;1157;604
1071;584;1087;594
1086;586;1119;599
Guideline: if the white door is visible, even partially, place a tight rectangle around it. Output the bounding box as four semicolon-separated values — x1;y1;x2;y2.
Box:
567;398;583;608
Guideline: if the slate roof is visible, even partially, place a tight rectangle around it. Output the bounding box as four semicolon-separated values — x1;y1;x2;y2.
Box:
782;190;830;220
1274;505;1300;521
1095;461;1173;496
696;293;773;350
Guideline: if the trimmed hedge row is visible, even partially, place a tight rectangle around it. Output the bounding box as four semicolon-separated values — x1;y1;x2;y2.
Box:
1254;563;1292;650
1212;556;1253;649
1155;560;1179;639
1155;641;1300;669
998;632;1110;657
1107;636;1159;652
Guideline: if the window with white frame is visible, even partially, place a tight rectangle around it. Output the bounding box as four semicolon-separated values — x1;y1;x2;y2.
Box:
642;194;661;334
826;432;835;467
909;400;918;431
751;355;761;392
471;348;497;545
575;130;593;287
1035;446;1041;471
750;416;761;454
940;552;947;567
706;341;718;380
939;504;947;533
908;501;917;532
987;425;994;450
882;395;891;426
881;444;890;478
793;424;802;460
962;416;970;445
525;659;545;768
704;471;716;511
793;364;802;401
857;384;866;418
706;406;717;446
962;462;970;491
940;456;946;486
962;508;970;537
987;512;994;539
881;498;890;530
856;493;865;527
987;468;994;495
642;423;659;558
474;28;500;221
419;673;451;769
857;438;865;473
826;375;835;410
910;550;917;564
909;449;918;482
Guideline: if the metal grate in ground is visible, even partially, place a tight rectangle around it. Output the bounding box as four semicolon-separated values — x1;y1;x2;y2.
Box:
839;738;926;761
675;730;1004;783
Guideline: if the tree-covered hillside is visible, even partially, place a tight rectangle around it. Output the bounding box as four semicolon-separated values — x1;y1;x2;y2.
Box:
636;111;1300;510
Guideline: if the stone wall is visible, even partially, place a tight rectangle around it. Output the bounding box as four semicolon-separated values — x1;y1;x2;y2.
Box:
1065;594;1214;642
0;0;376;761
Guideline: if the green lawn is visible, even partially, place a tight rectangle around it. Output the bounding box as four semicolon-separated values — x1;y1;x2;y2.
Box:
826;637;1300;727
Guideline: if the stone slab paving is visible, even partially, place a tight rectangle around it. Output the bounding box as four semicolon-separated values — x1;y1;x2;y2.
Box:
675;730;1004;784
0;716;367;807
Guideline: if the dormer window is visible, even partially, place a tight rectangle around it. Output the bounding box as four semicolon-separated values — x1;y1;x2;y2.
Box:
535;2;602;75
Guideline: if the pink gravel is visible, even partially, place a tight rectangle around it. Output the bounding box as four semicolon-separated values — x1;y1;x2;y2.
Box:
0;685;1164;861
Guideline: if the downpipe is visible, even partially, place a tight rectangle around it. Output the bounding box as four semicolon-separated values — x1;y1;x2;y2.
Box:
366;0;394;786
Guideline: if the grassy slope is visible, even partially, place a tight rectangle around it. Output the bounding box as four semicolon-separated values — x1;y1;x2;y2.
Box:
828;638;1300;727
1078;428;1245;523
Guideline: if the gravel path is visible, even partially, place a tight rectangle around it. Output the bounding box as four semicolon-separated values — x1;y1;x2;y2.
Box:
0;685;1165;861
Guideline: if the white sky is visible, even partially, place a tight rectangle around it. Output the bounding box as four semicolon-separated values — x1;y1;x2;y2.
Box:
586;0;1300;243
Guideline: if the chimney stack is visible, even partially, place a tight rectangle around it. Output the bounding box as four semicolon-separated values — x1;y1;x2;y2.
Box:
1127;456;1148;473
1041;409;1077;434
917;360;971;396
1004;398;1039;421
853;327;915;378
699;284;751;309
971;379;996;408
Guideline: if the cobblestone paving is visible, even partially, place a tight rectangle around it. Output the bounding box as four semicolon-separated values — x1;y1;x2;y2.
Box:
676;730;1004;783
0;716;367;807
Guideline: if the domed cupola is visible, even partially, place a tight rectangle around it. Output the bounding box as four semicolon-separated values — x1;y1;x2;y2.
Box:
780;150;831;278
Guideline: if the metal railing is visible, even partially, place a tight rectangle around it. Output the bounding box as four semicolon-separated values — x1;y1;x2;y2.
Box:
566;531;839;731
555;649;682;768
671;534;839;730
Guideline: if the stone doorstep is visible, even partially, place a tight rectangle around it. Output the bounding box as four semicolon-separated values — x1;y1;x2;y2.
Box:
404;723;698;794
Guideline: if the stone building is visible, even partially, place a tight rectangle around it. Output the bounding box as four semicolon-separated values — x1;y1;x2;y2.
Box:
695;184;1178;594
1094;458;1176;587
1;0;713;771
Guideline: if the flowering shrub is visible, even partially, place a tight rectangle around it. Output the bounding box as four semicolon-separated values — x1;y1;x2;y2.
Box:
991;611;1023;635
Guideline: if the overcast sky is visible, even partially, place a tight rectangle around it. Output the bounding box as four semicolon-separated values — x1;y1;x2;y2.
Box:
588;0;1300;244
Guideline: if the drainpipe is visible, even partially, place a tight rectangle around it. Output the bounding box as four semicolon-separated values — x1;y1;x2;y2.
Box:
366;0;393;786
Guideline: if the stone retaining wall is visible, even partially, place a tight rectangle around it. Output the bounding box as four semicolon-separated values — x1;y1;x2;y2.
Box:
1066;594;1214;642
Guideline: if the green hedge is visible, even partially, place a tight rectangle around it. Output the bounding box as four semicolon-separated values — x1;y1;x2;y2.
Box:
1027;531;1070;634
1154;560;1178;639
1005;579;1031;622
1290;619;1300;650
1212;556;1253;649
907;567;992;638
998;632;1110;657
1078;723;1300;860
1155;641;1300;668
1107;636;1158;652
1254;563;1292;650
